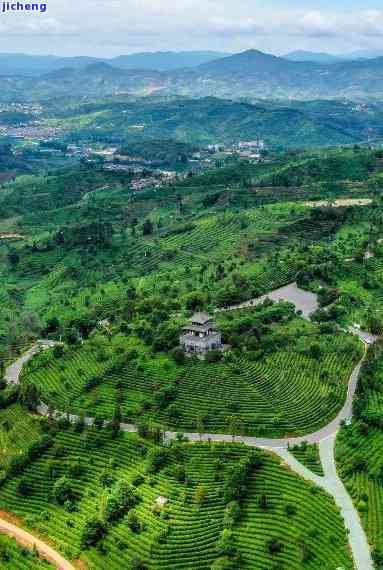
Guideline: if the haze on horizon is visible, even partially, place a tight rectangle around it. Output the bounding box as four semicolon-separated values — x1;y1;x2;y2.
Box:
0;0;383;57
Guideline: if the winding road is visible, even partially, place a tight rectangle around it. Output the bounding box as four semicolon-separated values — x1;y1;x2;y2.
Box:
3;327;375;570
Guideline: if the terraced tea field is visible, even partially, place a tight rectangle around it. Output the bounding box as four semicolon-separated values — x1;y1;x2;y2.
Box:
235;452;351;569
0;425;353;570
23;328;362;438
337;425;383;556
289;442;323;476
0;534;52;569
336;341;383;561
0;405;42;475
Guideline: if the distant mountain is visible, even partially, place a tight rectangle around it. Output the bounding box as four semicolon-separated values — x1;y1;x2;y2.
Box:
284;50;342;63
196;49;301;75
0;53;60;76
343;49;383;60
4;48;383;101
166;49;383;100
111;51;229;71
0;50;228;77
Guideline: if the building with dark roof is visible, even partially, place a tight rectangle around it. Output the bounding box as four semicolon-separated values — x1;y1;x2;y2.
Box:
180;312;222;357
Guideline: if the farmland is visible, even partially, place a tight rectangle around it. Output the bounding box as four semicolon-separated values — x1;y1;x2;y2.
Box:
0;144;383;568
0;421;353;570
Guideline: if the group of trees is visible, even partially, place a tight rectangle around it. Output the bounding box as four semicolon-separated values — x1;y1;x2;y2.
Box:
211;451;263;568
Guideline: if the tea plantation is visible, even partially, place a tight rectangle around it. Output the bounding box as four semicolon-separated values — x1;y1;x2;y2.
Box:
0;419;353;570
0;147;383;569
337;340;383;566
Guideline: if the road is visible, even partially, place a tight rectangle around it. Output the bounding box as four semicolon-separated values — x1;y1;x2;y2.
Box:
0;517;75;569
215;282;319;320
4;334;375;570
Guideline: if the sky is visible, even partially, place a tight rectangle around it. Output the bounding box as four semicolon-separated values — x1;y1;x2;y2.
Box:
1;0;383;57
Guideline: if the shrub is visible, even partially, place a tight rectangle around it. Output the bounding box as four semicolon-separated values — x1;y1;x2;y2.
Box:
267;537;283;555
216;529;236;556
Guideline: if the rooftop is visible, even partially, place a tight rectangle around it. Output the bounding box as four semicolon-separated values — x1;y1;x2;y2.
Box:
190;312;211;325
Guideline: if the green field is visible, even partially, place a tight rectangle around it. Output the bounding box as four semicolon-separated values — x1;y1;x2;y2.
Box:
22;323;362;437
0;144;383;569
0;420;353;570
0;534;52;569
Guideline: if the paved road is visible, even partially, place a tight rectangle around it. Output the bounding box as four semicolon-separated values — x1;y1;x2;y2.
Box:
215;282;319;320
5;337;374;570
0;517;75;569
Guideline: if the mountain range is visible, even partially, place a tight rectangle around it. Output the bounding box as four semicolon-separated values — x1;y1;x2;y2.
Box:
0;51;229;76
284;49;383;63
2;48;383;101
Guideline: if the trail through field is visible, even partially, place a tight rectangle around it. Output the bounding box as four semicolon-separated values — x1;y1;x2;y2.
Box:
0;516;75;569
4;331;375;569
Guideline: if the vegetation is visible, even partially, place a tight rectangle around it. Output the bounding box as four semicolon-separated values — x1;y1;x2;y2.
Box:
337;340;383;559
1;133;383;569
0;534;52;568
289;442;323;476
0;418;353;569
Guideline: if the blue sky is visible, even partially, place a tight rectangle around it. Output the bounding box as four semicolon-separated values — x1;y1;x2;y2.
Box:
0;0;382;56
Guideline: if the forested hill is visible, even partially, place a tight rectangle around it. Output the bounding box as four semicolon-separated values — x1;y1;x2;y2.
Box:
44;97;383;148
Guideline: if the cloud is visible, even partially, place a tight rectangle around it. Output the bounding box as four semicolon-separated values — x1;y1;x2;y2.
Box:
0;1;383;55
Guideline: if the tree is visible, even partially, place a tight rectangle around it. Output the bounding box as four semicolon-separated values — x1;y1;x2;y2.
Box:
145;448;169;474
211;556;237;570
74;413;85;433
53;476;74;505
126;510;142;533
194;484;207;506
109;404;122;439
142;219;153;236
94;416;104;430
7;250;19;267
216;529;235;556
170;347;185;365
129;557;147;570
46;317;60;334
223;501;241;527
19;383;40;411
267;537;283;554
104;481;139;523
53;345;64;358
81;517;106;549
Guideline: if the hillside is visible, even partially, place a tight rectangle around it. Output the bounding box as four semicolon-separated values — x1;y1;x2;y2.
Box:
1;146;383;568
42;96;383;148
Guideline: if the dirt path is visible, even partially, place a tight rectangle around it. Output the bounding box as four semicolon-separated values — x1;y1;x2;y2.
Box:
0;517;75;569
